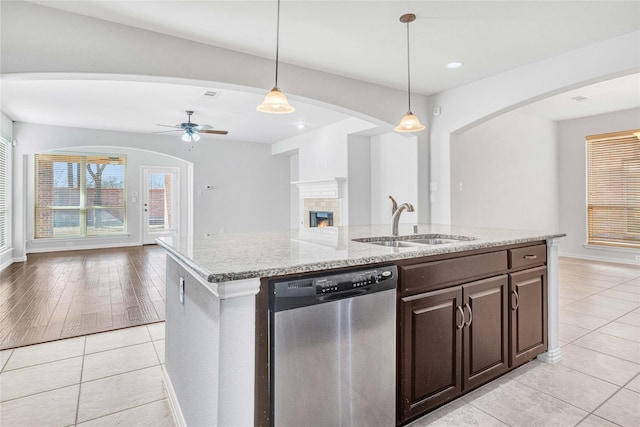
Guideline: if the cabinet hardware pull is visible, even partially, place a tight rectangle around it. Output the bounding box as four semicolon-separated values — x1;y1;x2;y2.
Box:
463;303;473;327
523;254;537;259
512;290;520;310
456;306;464;330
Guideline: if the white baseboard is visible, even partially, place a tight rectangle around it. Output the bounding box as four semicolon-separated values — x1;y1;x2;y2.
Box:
559;251;640;267
162;365;187;427
26;241;142;254
0;255;27;272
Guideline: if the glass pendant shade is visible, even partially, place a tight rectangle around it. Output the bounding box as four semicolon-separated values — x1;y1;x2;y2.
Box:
395;112;426;132
257;87;295;114
182;131;200;142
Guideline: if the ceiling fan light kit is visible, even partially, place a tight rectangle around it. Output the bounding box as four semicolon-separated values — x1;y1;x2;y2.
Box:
257;0;295;114
155;110;229;143
395;13;426;133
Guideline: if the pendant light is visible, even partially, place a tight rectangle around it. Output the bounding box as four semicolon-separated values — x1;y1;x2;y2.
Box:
257;0;295;114
395;13;425;133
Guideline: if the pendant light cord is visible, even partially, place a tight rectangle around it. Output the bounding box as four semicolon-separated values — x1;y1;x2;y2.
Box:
274;0;281;88
406;20;411;113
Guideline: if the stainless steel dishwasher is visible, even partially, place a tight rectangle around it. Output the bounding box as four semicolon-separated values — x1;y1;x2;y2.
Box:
269;264;397;427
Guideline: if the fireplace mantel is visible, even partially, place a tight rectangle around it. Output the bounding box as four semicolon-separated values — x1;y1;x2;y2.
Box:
291;177;346;199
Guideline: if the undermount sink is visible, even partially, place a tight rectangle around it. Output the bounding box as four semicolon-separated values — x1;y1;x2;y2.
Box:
353;234;475;248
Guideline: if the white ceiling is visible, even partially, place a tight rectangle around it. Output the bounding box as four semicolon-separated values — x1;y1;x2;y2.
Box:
518;74;640;121
0;78;352;144
3;1;640;142
26;0;640;96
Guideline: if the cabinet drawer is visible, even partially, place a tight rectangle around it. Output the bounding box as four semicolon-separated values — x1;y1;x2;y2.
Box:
508;245;547;270
399;251;507;294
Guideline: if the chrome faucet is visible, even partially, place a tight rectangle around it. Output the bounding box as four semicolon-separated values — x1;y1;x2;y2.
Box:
391;201;415;236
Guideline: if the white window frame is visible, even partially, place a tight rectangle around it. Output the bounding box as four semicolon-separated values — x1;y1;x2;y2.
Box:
34;152;127;239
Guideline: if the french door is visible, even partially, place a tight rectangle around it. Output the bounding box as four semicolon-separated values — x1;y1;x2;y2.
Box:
141;167;179;244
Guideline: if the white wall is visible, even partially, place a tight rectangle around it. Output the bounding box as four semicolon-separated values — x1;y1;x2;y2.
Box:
273;118;375;181
347;135;371;226
289;154;299;229
451;111;559;232
273;118;375;227
1;112;13;141
557;108;640;264
429;30;640;225
12;123;290;257
1;1;432;224
370;132;418;225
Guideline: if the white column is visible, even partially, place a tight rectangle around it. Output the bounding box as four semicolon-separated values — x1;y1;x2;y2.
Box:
538;237;562;364
216;278;261;426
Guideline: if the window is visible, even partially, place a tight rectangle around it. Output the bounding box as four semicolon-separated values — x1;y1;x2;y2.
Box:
35;153;127;239
586;130;640;249
0;137;9;252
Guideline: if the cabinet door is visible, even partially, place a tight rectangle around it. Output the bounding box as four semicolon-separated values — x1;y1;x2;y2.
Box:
509;266;547;368
399;287;463;422
462;275;509;391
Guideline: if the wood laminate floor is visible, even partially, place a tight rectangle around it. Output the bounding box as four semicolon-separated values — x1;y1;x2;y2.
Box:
0;246;167;350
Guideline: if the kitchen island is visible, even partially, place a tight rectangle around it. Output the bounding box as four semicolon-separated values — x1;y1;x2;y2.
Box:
157;224;564;427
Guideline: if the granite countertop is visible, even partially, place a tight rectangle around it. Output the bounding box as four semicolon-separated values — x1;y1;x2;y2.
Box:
156;224;565;283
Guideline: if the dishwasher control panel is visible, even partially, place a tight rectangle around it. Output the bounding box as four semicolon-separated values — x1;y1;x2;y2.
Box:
269;264;397;312
316;268;393;295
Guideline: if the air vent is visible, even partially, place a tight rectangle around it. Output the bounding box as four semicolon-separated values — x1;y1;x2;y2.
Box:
203;91;220;98
571;95;591;102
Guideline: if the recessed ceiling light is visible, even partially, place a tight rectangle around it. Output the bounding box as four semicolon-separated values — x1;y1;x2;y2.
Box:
446;62;463;69
296;123;306;129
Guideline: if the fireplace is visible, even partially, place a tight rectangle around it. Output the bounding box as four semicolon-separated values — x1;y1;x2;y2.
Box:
309;211;334;228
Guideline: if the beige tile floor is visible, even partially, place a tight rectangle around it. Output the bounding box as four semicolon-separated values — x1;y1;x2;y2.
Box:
1;257;639;426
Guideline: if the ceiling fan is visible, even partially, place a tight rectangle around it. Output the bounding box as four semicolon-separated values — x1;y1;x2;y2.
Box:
155;110;229;142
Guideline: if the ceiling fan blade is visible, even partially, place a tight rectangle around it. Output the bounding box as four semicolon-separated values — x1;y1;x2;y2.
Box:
200;129;229;135
153;129;182;134
197;124;213;130
156;124;182;129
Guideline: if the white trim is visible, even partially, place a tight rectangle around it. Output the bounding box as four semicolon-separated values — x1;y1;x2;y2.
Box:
161;365;187;427
166;252;261;300
292;177;346;199
582;243;640;255
26;241;141;254
537;347;562;364
560;251;640;266
541;237;562;364
217;277;261;299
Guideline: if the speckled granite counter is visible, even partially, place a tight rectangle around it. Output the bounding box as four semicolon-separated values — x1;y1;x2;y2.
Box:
156;224;565;283
159;225;565;426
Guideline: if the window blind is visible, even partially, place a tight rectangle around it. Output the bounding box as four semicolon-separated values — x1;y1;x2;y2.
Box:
586;130;640;248
35;153;127;238
0;138;9;251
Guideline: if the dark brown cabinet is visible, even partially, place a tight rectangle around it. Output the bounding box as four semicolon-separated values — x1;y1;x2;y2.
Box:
399;275;509;422
397;243;548;425
463;275;509;391
509;266;547;368
400;287;462;420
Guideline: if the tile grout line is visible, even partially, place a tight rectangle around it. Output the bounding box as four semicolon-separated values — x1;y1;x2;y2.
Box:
74;336;87;426
0;349;13;372
503;368;607;419
71;397;169;426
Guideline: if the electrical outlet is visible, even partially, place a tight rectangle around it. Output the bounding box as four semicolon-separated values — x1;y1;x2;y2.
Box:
179;277;185;304
635;255;640;261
